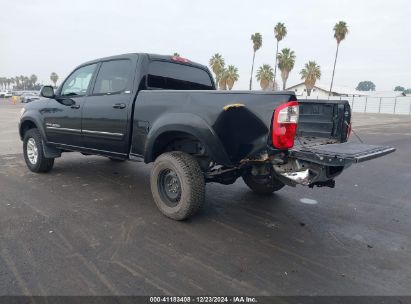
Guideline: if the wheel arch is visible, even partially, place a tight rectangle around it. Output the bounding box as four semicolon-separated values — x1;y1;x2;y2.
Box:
143;113;231;165
19;117;46;141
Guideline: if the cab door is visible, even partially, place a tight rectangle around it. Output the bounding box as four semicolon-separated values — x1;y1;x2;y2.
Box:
43;63;98;146
81;59;134;154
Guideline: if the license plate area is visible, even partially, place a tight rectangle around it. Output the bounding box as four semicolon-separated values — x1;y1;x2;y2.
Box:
290;142;395;166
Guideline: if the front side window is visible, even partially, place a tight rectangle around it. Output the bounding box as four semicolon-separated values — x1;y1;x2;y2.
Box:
147;61;214;90
61;64;97;97
92;60;131;95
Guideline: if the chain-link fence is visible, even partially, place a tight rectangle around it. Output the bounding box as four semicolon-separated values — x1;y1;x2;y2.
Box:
305;95;411;115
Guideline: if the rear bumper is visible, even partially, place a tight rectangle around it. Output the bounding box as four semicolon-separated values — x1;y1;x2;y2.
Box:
273;158;343;188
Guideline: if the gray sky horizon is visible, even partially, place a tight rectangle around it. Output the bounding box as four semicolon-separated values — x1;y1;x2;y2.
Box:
1;0;410;91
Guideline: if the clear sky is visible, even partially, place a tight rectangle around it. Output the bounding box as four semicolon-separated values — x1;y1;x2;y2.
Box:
1;0;410;91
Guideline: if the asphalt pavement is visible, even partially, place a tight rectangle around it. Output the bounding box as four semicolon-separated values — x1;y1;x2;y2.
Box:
0;99;410;295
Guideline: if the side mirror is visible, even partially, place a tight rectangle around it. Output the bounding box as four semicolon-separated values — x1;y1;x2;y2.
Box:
40;86;55;99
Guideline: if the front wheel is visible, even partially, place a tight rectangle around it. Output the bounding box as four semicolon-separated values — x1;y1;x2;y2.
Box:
242;170;285;195
23;128;54;173
150;151;205;220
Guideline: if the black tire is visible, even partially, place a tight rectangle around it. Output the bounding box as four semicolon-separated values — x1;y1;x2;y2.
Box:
23;128;54;173
150;151;205;220
242;170;285;195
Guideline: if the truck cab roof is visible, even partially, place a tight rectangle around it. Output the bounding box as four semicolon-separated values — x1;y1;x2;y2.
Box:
80;53;208;71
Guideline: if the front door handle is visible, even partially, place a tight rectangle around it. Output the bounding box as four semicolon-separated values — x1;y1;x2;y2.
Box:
112;103;126;109
71;104;80;109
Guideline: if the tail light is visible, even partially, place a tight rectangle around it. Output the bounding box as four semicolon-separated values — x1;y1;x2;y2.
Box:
272;101;299;149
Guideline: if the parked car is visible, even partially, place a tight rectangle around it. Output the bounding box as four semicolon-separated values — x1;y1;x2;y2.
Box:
20;92;40;103
0;90;12;98
18;53;395;220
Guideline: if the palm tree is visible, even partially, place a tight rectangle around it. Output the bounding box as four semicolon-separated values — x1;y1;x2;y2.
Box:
50;72;59;88
225;65;239;90
256;64;274;90
277;48;296;90
30;74;38;89
14;77;20;89
273;23;287;89
329;21;348;95
8;78;14;90
3;77;9;89
218;69;228;90
24;77;29;90
300;61;321;96
20;75;25;90
249;33;262;90
209;54;225;88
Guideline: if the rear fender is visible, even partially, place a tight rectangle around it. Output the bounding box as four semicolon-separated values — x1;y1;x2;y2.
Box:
144;113;231;165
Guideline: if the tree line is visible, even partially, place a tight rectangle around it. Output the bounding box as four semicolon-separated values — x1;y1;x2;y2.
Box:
0;75;40;90
394;86;411;94
206;21;348;95
0;72;59;91
355;81;411;93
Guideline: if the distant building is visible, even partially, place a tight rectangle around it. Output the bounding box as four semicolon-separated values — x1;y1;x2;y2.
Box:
286;82;365;97
287;82;405;98
366;91;406;98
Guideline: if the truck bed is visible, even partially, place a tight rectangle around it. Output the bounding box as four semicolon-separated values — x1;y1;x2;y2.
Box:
297;99;350;142
132;90;294;165
132;91;351;166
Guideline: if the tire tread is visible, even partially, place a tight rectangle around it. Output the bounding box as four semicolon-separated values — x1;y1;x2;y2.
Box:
23;128;54;173
151;151;205;220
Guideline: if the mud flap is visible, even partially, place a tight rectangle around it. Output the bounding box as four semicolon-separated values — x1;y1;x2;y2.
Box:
42;141;62;158
289;142;395;167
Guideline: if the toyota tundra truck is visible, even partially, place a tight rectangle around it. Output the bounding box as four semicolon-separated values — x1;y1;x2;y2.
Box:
18;53;395;220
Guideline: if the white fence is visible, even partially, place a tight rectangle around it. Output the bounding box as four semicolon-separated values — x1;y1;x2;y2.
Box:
305;96;411;115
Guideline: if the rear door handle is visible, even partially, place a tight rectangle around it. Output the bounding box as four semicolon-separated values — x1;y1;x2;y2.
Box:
71;104;80;109
112;103;126;109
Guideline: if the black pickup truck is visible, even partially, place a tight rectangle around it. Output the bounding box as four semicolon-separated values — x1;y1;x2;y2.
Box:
19;53;395;220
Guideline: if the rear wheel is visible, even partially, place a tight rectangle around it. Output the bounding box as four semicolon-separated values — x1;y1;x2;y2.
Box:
242;170;284;195
23;128;54;173
150;151;205;220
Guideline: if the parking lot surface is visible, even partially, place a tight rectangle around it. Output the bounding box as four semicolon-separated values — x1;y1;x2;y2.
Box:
0;99;410;295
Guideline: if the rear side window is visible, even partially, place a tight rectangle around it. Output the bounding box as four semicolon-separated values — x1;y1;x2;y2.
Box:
93;60;131;95
147;61;214;90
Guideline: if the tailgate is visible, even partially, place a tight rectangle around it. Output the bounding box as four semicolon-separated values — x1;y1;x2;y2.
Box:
290;142;396;166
